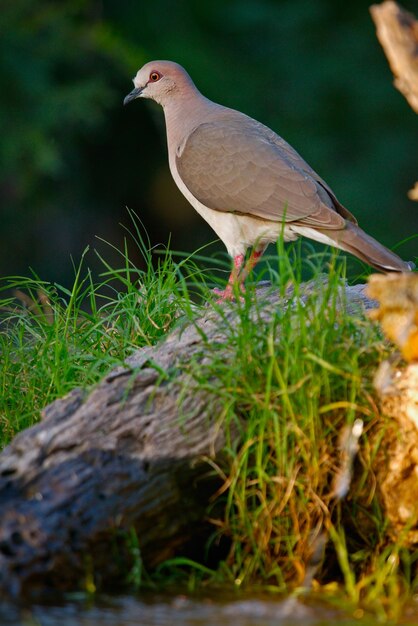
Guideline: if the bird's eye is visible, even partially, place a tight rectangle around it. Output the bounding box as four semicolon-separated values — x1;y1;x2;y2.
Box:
149;71;161;82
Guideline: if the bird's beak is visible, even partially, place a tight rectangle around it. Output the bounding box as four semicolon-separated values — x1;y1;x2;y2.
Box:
123;87;143;106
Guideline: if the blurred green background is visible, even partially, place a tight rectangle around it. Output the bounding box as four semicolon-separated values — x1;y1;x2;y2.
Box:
1;0;417;285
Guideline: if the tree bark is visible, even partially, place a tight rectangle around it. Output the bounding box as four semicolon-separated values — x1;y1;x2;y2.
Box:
0;279;414;599
367;273;418;544
0;308;227;598
370;1;418;199
0;280;371;599
370;1;418;114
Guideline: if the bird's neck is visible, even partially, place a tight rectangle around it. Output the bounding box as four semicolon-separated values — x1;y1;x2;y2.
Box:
162;89;223;154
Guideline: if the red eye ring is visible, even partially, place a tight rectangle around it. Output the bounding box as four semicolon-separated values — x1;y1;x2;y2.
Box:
149;71;162;83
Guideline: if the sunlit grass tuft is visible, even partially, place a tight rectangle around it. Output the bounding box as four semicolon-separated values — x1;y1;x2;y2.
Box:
0;215;208;445
158;239;416;619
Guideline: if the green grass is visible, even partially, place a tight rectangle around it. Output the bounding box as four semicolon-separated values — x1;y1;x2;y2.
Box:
0;218;416;621
174;241;417;621
0;216;205;445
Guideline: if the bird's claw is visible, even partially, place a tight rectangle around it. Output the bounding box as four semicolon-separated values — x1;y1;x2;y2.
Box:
213;285;244;303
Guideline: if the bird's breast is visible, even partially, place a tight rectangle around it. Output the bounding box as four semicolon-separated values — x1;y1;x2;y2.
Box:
168;154;296;257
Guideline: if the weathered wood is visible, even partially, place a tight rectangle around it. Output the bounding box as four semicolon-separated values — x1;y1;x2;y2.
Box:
368;8;418;536
370;1;418;113
374;364;418;544
0;306;227;597
0;280;386;598
368;8;418;538
370;1;418;199
0;280;371;598
367;273;418;544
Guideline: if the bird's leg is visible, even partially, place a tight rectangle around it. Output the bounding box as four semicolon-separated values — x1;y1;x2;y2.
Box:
238;245;266;284
213;246;266;302
213;253;245;301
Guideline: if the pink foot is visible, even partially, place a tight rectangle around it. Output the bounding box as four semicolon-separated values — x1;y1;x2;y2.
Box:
213;254;246;303
213;284;244;303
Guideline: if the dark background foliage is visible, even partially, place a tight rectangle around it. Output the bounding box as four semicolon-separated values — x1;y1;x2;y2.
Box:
1;0;417;284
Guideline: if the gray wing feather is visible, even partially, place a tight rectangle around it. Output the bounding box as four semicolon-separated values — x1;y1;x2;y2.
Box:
176;115;351;228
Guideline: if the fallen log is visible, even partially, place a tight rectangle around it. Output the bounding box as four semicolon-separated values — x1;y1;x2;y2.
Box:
0;278;415;599
0;310;227;598
0;280;372;598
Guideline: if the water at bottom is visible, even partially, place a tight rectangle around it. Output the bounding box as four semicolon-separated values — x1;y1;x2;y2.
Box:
1;593;418;626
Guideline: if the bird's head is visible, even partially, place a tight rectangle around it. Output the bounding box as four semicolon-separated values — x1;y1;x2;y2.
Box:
124;60;195;107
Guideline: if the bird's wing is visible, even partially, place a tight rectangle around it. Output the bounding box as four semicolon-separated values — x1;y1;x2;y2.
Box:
264;128;357;224
176;116;346;229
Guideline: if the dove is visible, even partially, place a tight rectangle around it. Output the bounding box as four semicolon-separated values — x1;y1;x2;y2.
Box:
124;60;412;299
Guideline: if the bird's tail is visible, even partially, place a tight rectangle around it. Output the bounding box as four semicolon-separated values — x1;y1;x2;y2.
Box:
322;221;414;272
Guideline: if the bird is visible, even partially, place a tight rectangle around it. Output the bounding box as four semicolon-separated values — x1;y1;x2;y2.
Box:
124;60;413;300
